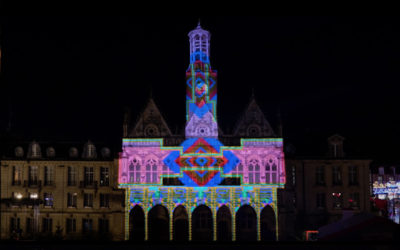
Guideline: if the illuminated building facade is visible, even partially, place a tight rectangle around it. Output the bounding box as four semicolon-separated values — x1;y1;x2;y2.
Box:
371;164;400;224
0;140;125;240
119;23;286;241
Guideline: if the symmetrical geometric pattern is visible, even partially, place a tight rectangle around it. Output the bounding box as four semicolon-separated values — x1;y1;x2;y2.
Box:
118;22;286;241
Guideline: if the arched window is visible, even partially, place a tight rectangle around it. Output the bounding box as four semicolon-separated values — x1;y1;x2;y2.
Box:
146;159;158;183
129;159;141;183
248;159;260;184
265;157;278;184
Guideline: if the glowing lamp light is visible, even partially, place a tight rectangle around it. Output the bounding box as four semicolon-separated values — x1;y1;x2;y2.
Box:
30;193;38;199
15;193;23;199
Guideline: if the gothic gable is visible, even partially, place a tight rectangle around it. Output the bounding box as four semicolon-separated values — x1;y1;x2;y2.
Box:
128;98;173;138
233;98;276;138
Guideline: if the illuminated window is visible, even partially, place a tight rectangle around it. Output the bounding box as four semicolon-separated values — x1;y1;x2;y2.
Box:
12;166;22;185
44;166;54;186
332;166;342;185
100;167;109;186
349;166;358;185
316;166;325;185
146;159;158;183
43;193;53;207
248;159;260;183
28;166;38;186
129;159;141;183
266;158;278;183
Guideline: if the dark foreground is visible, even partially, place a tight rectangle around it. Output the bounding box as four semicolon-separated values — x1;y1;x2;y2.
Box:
0;241;399;250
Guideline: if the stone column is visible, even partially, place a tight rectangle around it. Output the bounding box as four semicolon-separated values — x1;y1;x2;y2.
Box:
213;207;217;241
232;209;236;241
188;208;192;241
169;207;174;241
144;211;148;241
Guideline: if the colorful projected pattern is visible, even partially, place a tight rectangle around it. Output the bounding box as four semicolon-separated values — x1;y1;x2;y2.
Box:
163;138;239;186
118;23;286;241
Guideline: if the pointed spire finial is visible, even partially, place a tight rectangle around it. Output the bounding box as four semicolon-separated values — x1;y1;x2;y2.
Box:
197;18;201;28
251;87;255;99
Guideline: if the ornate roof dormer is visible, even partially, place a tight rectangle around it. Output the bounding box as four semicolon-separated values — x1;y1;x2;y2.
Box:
27;141;42;159
82;140;97;159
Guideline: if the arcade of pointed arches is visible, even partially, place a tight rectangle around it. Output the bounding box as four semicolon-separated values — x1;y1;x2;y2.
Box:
129;203;276;241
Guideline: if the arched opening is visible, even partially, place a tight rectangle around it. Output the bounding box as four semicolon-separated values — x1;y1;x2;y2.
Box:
192;205;213;241
217;205;232;241
148;204;169;241
129;205;145;241
261;205;276;241
173;205;188;241
236;205;257;241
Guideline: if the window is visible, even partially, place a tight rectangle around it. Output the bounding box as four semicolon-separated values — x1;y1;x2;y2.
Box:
82;219;93;233
236;163;243;175
67;193;77;208
42;218;52;233
29;166;38;186
10;217;20;233
248;159;260;183
84;193;93;207
67;167;76;186
316;193;326;208
66;218;76;233
44;166;54;186
291;165;296;186
349;193;360;208
100;167;109;186
12;166;22;185
100;194;109;208
332;192;343;209
332;166;342;185
98;218;109;234
266;158;278;184
316;166;325;185
84;167;94;186
26;218;34;233
129;159;141;183
349;166;358;185
145;159;158;183
43;193;54;207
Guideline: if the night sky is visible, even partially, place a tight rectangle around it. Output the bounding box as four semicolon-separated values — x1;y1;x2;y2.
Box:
1;16;399;160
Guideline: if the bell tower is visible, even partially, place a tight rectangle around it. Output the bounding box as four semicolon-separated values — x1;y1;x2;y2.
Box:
185;22;218;138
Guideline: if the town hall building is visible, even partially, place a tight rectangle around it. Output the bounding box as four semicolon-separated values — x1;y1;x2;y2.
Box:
118;23;286;241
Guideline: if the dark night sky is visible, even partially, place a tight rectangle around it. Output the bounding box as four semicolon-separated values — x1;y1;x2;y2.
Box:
1;16;399;159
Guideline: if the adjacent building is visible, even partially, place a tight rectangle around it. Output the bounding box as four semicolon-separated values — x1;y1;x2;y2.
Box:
285;134;372;236
0;140;125;240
